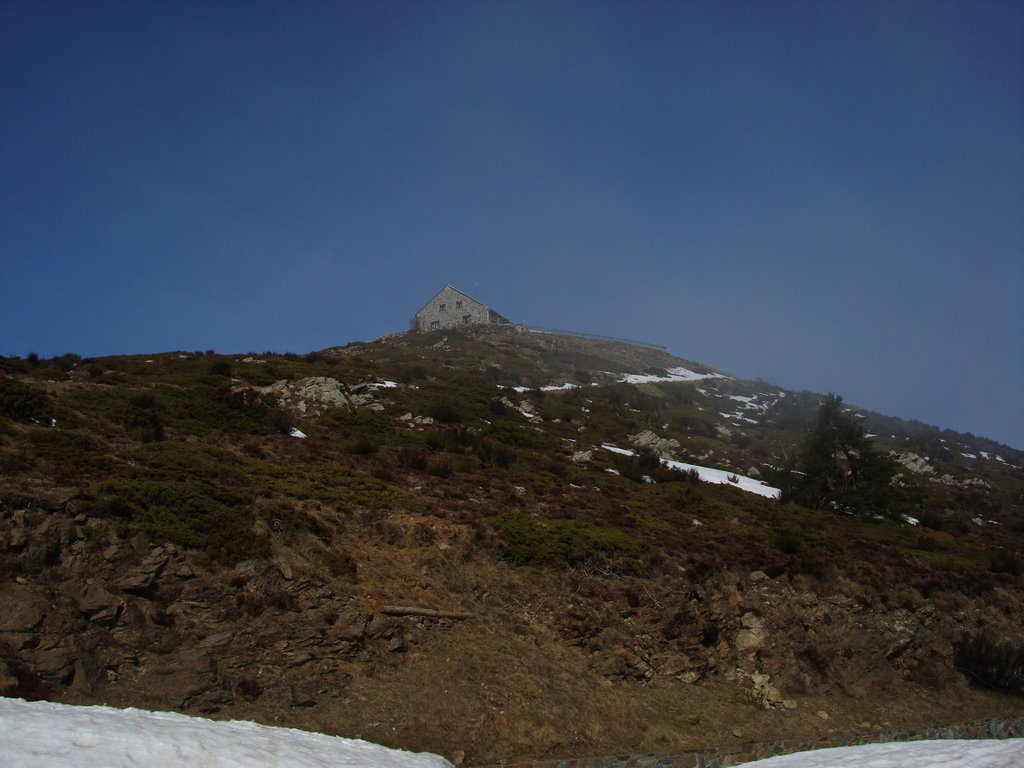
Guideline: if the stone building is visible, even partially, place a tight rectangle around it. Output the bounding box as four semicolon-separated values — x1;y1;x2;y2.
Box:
412;284;511;332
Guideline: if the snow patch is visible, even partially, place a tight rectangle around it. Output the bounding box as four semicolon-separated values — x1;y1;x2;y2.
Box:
599;444;780;499
510;382;581;393
617;366;728;385
741;739;1024;767
0;698;453;768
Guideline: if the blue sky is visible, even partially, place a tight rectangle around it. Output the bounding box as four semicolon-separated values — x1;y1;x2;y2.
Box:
2;1;1022;449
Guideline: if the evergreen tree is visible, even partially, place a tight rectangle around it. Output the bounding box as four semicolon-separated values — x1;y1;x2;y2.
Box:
785;393;901;516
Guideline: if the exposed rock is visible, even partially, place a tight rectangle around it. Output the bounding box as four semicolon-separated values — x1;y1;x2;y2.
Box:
0;585;48;632
289;683;317;707
76;583;123;626
331;610;370;642
747;672;792;710
735;613;765;653
147;652;218;708
26;645;75;682
629;430;680;459
262;377;392;415
118;549;170;594
893;452;935;474
263;377;349;415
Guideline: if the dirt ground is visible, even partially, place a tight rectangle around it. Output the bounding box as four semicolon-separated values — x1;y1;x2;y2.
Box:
207;612;1024;766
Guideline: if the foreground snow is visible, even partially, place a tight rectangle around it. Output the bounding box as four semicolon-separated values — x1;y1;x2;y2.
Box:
0;698;453;768
2;699;1020;768
742;739;1023;767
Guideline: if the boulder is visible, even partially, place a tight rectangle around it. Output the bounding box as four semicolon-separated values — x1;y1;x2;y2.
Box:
148;652;218;708
76;583;123;626
629;430;680;459
118;549;170;594
0;586;48;632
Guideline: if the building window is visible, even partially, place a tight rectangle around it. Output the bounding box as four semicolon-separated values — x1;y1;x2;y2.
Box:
455;300;463;309
463;315;471;324
430;320;440;330
438;303;446;312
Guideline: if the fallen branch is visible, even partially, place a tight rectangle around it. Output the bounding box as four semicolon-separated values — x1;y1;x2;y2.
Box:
382;605;473;620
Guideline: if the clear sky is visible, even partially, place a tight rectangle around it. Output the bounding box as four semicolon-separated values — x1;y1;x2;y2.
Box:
2;1;1022;449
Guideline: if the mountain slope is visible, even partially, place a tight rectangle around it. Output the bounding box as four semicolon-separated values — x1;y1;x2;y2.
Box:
0;326;1022;765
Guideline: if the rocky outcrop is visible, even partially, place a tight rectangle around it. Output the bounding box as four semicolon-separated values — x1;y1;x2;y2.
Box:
0;500;449;714
261;377;391;415
628;430;680;459
551;567;1017;709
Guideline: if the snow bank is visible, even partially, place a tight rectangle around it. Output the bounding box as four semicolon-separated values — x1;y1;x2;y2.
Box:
600;444;781;499
741;738;1023;767
510;382;581;393
617;366;727;385
0;698;453;768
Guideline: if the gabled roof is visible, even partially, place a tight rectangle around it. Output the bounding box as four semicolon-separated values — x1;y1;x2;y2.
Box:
414;283;497;317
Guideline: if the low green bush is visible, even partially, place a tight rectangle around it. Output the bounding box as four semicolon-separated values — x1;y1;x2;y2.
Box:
488;512;644;570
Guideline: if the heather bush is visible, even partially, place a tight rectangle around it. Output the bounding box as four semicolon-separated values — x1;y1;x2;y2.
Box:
0;376;53;423
989;550;1021;576
955;632;1024;695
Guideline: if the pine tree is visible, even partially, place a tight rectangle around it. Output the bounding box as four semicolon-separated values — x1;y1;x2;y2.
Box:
786;394;901;516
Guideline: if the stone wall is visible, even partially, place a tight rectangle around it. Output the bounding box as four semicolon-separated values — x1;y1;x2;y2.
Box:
473;716;1024;768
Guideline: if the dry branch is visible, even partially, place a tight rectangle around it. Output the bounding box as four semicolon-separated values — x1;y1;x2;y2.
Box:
382;605;473;620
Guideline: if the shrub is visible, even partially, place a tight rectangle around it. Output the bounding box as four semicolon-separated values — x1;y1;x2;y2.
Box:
397;448;427;471
774;529;801;555
488;512;644;570
955;632;1024;695
208;361;232;377
125;393;164;443
370;466;394;482
51;353;81;372
344;438;377;455
473;438;515;468
0;376;53;423
989;550;1022;576
427;401;462;424
269;406;295;434
0;655;50;700
236;676;264;701
426;458;453;478
323;550;358;581
268;590;300;612
236;591;266;617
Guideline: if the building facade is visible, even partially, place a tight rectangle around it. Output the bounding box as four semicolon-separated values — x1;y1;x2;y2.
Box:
413;284;511;332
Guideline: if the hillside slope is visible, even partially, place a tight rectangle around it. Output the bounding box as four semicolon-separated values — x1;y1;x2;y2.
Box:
1;326;1022;764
